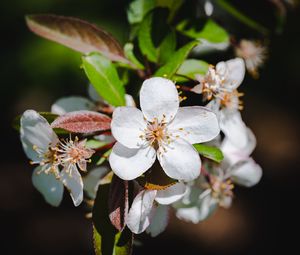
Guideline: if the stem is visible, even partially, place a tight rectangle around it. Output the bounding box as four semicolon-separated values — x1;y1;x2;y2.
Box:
216;0;269;35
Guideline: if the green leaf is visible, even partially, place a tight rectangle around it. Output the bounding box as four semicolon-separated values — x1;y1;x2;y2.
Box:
216;0;269;35
97;149;112;165
174;59;209;82
26;15;129;64
92;184;133;255
124;43;145;70
138;14;158;62
193;144;224;163
157;30;176;65
82;53;126;107
177;19;229;44
127;0;156;24
86;139;108;149
154;41;198;78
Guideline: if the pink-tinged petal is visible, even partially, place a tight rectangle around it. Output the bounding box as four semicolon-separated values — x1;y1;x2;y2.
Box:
111;107;146;149
51;96;95;115
140;77;179;123
51;110;111;133
20;110;59;162
229;159;262;187
109;142;156;180
155;182;187;205
32;166;64;207
60;165;83;206
126;189;157;234
169;106;220;144
158;138;201;181
146;205;169;237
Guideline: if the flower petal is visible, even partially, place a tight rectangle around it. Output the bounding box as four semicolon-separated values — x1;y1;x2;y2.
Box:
20;110;59;162
217;58;245;90
111;107;146;148
109;142;156;180
155;182;187;205
175;193;217;223
126;189;157;234
32;166;64;207
158;138;201;181
229;159;262;187
60;165;83;206
169;106;220;144
140;77;179;123
125;94;136;107
146;205;169;237
51;96;95;115
88;83;103;102
83;167;109;199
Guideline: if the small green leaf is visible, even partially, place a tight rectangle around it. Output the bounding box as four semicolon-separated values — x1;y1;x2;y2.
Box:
93;226;102;255
127;0;156;24
82;53;126;107
177;19;229;44
97;149;112;165
193;144;224;163
138;14;158;62
157;30;176;65
154;41;198;78
124;43;145;70
174;59;209;82
156;0;184;22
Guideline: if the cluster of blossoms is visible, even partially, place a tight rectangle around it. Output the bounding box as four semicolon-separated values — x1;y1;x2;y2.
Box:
19;68;261;236
16;2;281;251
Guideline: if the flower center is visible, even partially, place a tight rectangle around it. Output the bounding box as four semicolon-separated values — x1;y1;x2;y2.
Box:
210;176;234;201
220;90;244;111
58;137;94;172
200;66;230;101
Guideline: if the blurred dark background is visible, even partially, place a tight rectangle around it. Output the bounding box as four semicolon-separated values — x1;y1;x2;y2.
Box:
0;0;299;254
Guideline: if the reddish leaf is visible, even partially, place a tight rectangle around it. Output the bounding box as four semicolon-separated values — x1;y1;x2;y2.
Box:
26;14;129;63
109;175;129;231
51;110;111;133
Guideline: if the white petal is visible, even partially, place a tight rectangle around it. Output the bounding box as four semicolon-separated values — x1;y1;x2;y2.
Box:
51;96;95;115
83;167;109;199
176;194;217;223
204;0;214;16
111;107;146;148
169;106;220;144
155;182;187;205
146;205;169;237
126;189;157;234
158;138;201;181
32;166;64;207
217;58;245;90
109;142;156;180
190;84;203;94
229;159;262;187
60;166;83;206
125;94;136;107
20;110;59;162
140;77;179;123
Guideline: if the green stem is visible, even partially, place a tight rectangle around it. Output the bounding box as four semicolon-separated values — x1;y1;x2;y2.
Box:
216;0;269;35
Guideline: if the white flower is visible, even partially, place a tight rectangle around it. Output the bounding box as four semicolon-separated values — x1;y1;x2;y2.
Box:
126;182;187;235
20;110;94;206
109;77;220;181
191;58;245;102
235;39;267;78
